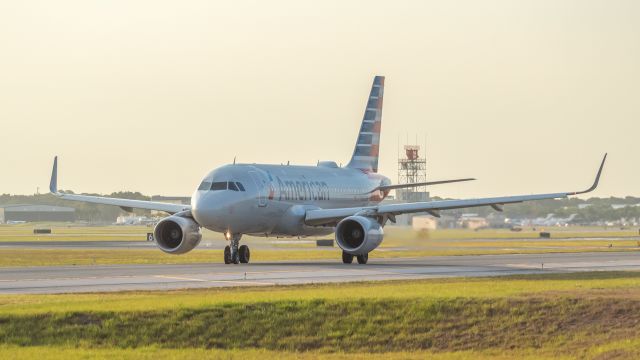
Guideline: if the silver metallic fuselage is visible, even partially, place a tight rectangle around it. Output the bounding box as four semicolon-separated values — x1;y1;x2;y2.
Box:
191;163;391;237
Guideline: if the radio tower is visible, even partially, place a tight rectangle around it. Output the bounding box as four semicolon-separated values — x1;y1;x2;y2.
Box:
397;145;428;203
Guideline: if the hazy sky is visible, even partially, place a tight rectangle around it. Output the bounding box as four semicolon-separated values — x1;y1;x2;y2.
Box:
1;0;639;198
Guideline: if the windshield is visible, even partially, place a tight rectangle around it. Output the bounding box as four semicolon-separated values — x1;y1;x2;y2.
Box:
199;181;246;192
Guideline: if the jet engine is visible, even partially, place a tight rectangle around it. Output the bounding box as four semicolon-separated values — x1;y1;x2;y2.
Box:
153;215;202;254
335;216;384;255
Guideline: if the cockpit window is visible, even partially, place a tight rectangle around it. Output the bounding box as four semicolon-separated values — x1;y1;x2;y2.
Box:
202;181;246;192
198;181;211;191
210;182;227;191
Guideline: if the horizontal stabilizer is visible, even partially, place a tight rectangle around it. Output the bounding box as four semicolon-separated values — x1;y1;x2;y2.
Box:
371;178;475;193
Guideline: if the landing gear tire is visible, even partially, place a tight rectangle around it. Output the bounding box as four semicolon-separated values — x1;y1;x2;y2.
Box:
224;246;232;264
357;253;369;264
239;245;250;264
342;251;354;264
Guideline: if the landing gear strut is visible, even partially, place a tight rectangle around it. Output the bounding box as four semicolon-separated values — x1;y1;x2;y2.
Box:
224;233;249;264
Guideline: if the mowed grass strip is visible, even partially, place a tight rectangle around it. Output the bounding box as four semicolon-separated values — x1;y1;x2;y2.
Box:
0;346;572;360
1;246;640;267
1;272;640;315
0;249;341;267
0;225;151;242
0;296;638;356
383;227;640;242
1;272;640;359
2;225;639;243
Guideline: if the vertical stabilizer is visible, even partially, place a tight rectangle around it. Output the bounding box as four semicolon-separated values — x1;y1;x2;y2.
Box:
346;76;384;172
49;156;58;193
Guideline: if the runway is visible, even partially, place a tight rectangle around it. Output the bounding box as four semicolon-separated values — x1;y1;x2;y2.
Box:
0;251;638;294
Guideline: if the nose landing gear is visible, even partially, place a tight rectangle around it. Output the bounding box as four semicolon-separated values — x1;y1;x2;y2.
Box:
224;233;250;264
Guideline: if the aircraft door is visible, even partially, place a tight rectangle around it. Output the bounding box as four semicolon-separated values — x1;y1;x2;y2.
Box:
249;171;268;207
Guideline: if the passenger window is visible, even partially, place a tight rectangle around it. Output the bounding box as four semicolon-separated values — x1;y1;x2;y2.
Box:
210;182;227;191
236;182;245;191
198;181;211;191
228;182;239;191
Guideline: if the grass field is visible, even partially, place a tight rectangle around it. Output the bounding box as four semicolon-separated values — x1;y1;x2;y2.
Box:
1;224;639;243
0;224;152;242
1;245;639;267
0;225;639;267
1;271;640;359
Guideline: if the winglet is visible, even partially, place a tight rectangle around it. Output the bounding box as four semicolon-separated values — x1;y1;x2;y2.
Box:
49;156;58;193
572;153;607;195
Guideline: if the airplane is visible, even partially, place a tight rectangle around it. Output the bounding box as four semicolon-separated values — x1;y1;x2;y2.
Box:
48;76;607;265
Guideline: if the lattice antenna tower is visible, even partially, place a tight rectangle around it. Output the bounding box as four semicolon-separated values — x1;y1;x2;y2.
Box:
398;144;427;198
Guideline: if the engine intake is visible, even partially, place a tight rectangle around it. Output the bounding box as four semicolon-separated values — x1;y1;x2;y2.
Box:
153;215;202;254
335;216;384;255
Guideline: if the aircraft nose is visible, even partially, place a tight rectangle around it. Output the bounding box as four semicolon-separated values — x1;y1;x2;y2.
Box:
191;190;230;228
191;191;211;226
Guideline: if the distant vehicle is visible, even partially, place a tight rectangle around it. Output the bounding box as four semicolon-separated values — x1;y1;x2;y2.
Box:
5;220;27;225
114;215;157;226
47;76;606;265
521;213;579;227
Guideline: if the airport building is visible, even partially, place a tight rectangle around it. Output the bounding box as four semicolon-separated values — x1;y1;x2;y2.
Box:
0;204;76;223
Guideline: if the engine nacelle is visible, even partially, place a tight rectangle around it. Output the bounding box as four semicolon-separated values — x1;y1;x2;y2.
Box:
153;215;202;254
335;216;384;255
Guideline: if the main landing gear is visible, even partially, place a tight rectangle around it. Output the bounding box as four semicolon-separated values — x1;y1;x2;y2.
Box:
342;251;368;264
224;233;250;264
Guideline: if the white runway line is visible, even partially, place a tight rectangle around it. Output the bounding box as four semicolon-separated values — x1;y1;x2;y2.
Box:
154;275;208;282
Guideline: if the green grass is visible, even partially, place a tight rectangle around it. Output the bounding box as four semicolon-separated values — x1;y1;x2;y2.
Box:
2;224;639;243
0;245;639;268
1;224;639;267
5;297;635;352
1;271;639;315
0;225;152;242
0;346;572;360
383;226;640;242
1;272;640;359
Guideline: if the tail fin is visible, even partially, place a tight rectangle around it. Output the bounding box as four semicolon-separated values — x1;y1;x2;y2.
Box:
346;75;384;173
49;156;58;193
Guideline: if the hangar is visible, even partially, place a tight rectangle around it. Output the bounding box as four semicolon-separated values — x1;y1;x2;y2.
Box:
0;204;76;223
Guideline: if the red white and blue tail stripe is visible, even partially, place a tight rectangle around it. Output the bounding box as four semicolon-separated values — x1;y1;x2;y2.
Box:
346;75;384;173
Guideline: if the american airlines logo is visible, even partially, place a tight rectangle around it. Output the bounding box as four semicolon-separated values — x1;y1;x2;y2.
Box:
275;177;330;201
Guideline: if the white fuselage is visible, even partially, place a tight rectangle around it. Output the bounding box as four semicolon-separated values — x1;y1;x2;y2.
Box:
191;162;391;237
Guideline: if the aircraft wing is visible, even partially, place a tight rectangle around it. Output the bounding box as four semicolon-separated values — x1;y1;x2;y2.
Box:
49;157;190;214
305;154;606;226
